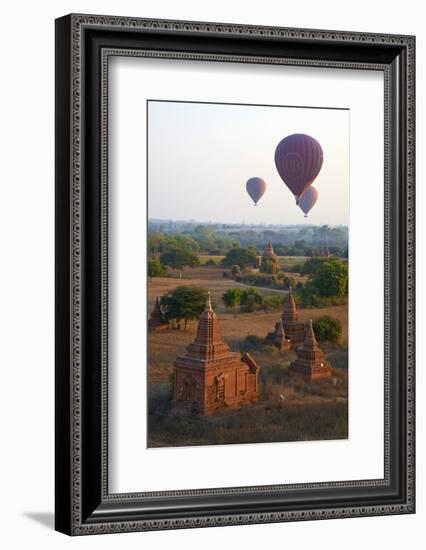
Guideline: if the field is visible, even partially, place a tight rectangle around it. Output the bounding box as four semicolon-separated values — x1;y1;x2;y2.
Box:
147;262;348;447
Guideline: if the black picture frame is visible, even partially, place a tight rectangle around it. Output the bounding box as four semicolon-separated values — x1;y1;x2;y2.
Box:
55;13;415;535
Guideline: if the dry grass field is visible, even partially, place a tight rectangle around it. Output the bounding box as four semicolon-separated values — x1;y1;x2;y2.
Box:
147;263;348;447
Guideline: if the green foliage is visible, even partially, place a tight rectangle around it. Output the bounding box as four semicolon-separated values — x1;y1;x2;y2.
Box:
160;248;200;270
222;288;242;317
262;295;285;312
259;257;279;274
240;287;263;312
222;247;258;269
312;316;342;344
148;232;200;255
205;258;217;266
241;273;277;287
147;257;166;278
147;222;348;258
296;285;347;308
310;260;348;297
160;286;207;329
283;276;296;289
300;257;330;276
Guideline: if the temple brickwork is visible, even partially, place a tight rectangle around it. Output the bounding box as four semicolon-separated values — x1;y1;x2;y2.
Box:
148;296;169;330
173;294;260;415
281;286;306;346
289;319;332;381
265;319;291;351
260;240;279;273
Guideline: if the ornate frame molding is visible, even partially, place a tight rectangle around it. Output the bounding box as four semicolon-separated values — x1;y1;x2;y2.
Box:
55;14;415;535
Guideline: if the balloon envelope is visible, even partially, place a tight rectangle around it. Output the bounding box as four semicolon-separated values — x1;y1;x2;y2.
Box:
246;177;266;205
298;186;318;217
274;133;323;198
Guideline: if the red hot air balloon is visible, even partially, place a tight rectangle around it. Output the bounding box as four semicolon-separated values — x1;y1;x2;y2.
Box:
298;186;318;217
246;177;266;206
274;134;323;201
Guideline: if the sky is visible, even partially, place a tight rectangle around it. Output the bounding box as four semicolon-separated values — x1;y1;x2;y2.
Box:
148;100;349;226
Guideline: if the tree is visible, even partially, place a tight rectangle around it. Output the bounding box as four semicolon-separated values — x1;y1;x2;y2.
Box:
259;257;279;274
222;288;242;317
160;248;200;271
262;295;285;312
160;286;207;329
311;260;348;297
222;247;258;269
230;265;242;278
147;257;166;280
240;287;263;312
312;316;342;344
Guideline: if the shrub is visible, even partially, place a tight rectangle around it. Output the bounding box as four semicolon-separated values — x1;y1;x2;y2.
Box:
205;258;217;266
148;257;166;278
240;287;263;312
311;260;348;297
259;257;279;274
241;273;277;287
222;288;242;317
239;334;267;353
160;286;207;329
312;316;342;344
222;247;258;269
262;295;285;312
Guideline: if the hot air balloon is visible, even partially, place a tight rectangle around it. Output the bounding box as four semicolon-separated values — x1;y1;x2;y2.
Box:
298;186;318;217
246;177;266;206
274;134;323;202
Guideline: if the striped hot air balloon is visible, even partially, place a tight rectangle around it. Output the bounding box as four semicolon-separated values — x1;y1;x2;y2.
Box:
298;186;318;217
274;134;323;202
246;177;266;206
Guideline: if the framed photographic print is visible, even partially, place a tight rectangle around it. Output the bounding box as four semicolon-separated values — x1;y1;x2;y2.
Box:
55;14;415;535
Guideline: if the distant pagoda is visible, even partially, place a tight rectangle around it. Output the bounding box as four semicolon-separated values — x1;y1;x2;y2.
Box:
260;240;279;273
263;240;277;259
173;293;260;415
289;319;332;381
265;318;291;351
281;286;306;346
148;296;169;331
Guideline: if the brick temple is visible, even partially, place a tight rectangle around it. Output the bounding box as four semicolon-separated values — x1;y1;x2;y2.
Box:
260;240;279;272
173;293;260;415
262;239;277;259
289;319;332;381
265;318;291;351
281;286;306;346
148;296;169;331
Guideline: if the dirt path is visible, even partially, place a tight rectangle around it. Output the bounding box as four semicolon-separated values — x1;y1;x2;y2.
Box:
232;281;289;294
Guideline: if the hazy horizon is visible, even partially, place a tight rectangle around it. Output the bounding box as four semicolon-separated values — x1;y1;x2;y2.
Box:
148;100;349;226
148;217;348;228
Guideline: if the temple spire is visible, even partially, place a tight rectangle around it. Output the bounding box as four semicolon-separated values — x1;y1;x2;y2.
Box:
282;285;298;324
148;296;169;330
303;319;319;349
186;291;230;361
262;240;276;258
205;291;213;312
289;319;332;381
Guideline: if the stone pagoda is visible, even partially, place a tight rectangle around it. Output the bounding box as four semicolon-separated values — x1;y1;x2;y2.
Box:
148;296;169;331
260;240;279;273
173;293;260;415
281;286;306;346
289;320;332;381
265;319;291;351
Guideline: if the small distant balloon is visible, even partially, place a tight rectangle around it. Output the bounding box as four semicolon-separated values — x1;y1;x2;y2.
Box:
246;177;266;206
298;186;318;217
274;133;323;201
